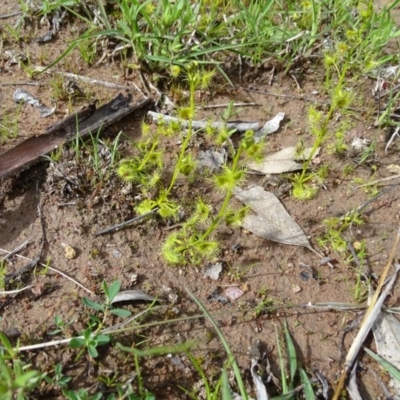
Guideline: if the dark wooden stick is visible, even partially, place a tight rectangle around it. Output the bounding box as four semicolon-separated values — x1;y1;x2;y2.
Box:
0;94;151;180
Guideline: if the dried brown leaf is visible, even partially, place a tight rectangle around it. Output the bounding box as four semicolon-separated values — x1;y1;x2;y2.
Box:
234;186;312;249
247;147;320;174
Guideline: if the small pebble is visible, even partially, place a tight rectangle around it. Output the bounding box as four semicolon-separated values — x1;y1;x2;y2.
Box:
292;285;302;293
112;249;123;259
61;243;76;259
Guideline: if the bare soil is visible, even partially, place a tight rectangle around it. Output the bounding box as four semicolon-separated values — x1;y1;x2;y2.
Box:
1;2;400;399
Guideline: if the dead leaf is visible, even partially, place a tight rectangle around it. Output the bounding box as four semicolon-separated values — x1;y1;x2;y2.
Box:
254;112;285;142
347;361;363;400
234;186;312;249
372;311;400;396
387;164;400;174
13;88;55;118
250;358;269;400
31;282;45;296
247;147;319;174
292;285;302;293
110;290;156;304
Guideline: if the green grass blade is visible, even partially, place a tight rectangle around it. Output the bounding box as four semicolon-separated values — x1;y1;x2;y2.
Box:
0;332;15;357
186;289;248;400
299;367;315;400
284;319;297;391
34;41;78;76
116;341;196;357
186;352;212;399
221;368;233;400
270;393;296;400
275;324;288;393
364;347;400;382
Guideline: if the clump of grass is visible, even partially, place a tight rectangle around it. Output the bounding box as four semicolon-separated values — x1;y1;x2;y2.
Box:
0;103;23;142
317;211;365;254
31;0;400;86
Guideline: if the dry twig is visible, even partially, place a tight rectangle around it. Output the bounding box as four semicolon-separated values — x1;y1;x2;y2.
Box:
0;248;94;295
333;228;400;399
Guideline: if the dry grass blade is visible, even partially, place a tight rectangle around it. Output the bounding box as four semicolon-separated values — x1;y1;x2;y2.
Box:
0;240;29;262
110;289;156;304
371;309;400;395
14;305;157;353
0;248;94;295
0;285;34;295
148;110;260;132
58;72;134;90
362;228;400;324
333;254;400;399
347;361;363;400
250;358;269;400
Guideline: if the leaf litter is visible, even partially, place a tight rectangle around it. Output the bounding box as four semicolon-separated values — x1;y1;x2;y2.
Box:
372;310;400;398
247;146;320;174
234;185;313;250
13;88;55;117
2;7;400;396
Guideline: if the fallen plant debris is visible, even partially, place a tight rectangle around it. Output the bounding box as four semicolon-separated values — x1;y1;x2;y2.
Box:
0;93;150;180
13;88;55;117
247;146;320;174
372;308;400;396
147;110;284;135
110;289;157;304
2;0;400;398
333;228;400;399
234;185;313;250
203;261;224;281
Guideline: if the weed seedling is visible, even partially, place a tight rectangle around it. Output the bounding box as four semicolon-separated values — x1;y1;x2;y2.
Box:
0;103;23;142
118;65;263;265
0;261;6;291
0;333;45;399
47;315;75;337
227;262;259;282
292;65;353;200
69;281;131;359
77;37;97;66
317;211;365;254
348;240;370;303
44;363;71;390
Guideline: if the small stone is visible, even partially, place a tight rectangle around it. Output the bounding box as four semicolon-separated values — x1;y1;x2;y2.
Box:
112;249;123;259
61;243;76;259
128;273;138;286
292;285;302;293
203;262;223;280
241;283;250;293
225;286;244;301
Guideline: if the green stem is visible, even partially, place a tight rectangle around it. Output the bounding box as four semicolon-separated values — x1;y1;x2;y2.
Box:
200;146;243;240
138;137;158;171
299;63;348;183
166;82;196;195
96;0;112;31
